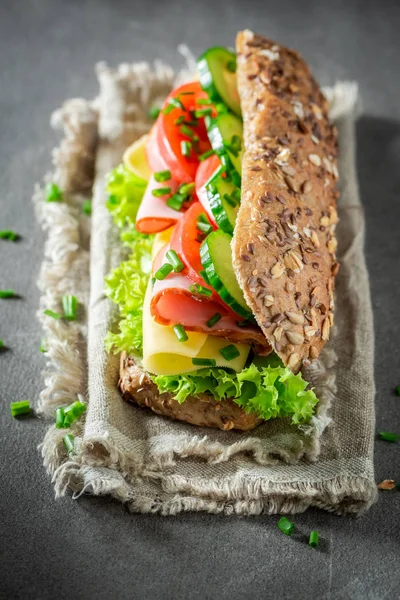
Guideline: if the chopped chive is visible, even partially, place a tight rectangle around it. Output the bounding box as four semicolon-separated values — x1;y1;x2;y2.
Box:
198;212;209;224
82;200;92;216
162;97;185;114
63;401;86;426
180;124;197;139
152;186;172;197
181;141;192;157
216;102;229;115
40;340;47;353
197;98;213;105
0;230;19;241
190;284;212;298
154;170;171;183
226;58;237;73
43;309;62;320
378;432;399;443
62;295;78;321
223;192;237;208
179;91;195;96
179;182;195;196
194;108;213;118
167;194;184;211
192;357;216;367
219;344;240;361
309;531;319;547
45;182;63;203
277;516;295;536
199;269;210;285
197;221;213;234
236;320;250;327
0;339;4;349
184;119;199;127
206;313;222;328
63;433;75;454
10;400;31;418
395;386;400;396
0;290;16;299
148;106;160;120
56;407;66;429
166;249;184;272
173;324;188;343
154;263;174;280
174;115;186;125
199;149;216;162
151;276;156;288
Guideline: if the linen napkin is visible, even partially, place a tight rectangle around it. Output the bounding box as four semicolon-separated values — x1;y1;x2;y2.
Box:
36;57;377;515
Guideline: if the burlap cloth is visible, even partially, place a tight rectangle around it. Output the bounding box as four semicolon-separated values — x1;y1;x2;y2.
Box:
35;56;377;515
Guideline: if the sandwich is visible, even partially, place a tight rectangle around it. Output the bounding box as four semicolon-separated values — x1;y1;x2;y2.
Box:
104;30;339;431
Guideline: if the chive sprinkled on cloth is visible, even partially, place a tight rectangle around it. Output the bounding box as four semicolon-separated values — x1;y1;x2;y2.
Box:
219;345;240;361
152;186;172;197
63;401;86;426
154;170;171;183
43;309;62;320
395;386;400;396
55;407;66;429
277;517;295;536
82;200;92;216
166;249;184;273
63;434;75;454
190;284;212;298
378;432;399;443
181;141;192;157
154;263;173;280
0;230;19;241
62;295;78;320
192;358;216;367
0;339;4;349
206;313;222;328
45;182;63;203
40;340;47;353
309;531;319;547
173;324;188;343
148;106;160;120
0;290;17;299
10;400;31;418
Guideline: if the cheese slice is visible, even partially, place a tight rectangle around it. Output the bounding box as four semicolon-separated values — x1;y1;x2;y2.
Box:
123;134;152;181
152;226;175;259
142;282;250;375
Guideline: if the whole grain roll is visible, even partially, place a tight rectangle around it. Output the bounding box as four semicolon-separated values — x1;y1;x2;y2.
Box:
232;30;339;372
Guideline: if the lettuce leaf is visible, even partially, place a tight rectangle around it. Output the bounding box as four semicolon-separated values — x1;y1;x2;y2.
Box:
153;362;318;425
104;164;153;355
106;164;147;229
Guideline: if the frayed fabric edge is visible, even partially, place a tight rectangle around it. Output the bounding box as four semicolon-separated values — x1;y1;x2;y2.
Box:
34;60;369;515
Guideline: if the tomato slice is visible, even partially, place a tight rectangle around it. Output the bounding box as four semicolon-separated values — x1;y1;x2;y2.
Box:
170;202;210;282
195;154;222;190
147;82;215;183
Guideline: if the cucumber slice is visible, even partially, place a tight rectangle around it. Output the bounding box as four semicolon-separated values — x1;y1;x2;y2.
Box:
206;113;244;175
206;178;240;235
197;47;241;117
200;230;252;319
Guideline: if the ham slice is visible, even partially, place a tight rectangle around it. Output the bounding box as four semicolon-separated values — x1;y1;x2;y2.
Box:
136;175;183;234
151;249;271;353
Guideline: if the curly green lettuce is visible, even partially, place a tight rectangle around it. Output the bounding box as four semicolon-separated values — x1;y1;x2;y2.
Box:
153;361;318;425
105;162;319;424
104;164;153;355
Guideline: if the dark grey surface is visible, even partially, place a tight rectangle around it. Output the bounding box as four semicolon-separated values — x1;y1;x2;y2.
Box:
1;1;400;598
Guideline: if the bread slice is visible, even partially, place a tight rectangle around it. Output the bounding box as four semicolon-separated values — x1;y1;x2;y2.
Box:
119;353;261;431
232;31;339;373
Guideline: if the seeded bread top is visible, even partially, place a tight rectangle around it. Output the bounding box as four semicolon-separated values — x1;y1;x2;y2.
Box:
232;30;339;372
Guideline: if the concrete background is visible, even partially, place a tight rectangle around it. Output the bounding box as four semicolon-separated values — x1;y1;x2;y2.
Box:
1;0;400;598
